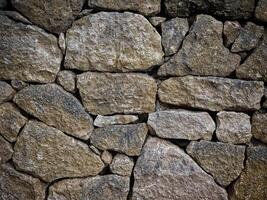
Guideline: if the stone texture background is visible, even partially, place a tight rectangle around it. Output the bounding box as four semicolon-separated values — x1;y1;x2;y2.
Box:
0;0;266;199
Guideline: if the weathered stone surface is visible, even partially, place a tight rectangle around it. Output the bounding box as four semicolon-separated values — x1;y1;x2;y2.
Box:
0;11;32;24
94;115;139;127
161;17;189;56
0;136;13;164
91;123;148;156
101;151;113;165
229;145;267;200
0;81;15;104
77;72;157;115
0;103;27;142
158;76;264;111
148;110;215;140
11;0;85;34
110;154;134;176
88;0;161;16
48;175;129;200
65;12;163;72
236;35;267;82
252;112;267;144
223;21;241;47
255;0;267;22
149;16;166;27
216;111;252;144
164;0;255;19
231;22;264;52
11;80;28;90
264;88;267;108
0;164;46;200
56;70;76;93
158;15;240;77
132;137;228;200
187;141;245;187
14;84;93;140
13;121;104;182
58;33;66;54
0;16;62;83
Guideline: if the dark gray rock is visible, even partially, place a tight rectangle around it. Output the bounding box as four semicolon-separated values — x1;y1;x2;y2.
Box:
255;0;267;22
0;81;15;104
0;136;13;164
223;21;241;47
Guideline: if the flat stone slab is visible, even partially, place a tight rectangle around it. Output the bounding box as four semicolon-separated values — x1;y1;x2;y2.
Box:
94;115;139;127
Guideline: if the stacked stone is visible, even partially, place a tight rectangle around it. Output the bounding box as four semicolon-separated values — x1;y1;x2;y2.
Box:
0;0;266;200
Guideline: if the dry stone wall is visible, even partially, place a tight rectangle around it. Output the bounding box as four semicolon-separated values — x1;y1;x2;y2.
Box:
0;0;266;200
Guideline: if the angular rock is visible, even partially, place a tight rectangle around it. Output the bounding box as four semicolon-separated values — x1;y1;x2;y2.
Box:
229;145;267;200
0;102;27;142
48;175;129;200
13;121;104;182
58;33;66;54
0;16;62;83
236;36;267;82
11;0;85;34
149;16;166;27
77;72;157;115
56;70;76;93
0;136;13;164
65;12;163;72
101;151;113;165
110;154;134;176
255;0;267;22
252;112;267;144
0;164;46;200
0;81;15;104
187;141;246;187
161;17;189;56
88;0;161;16
14;84;93;140
91;123;148;156
0;11;32;24
11;80;28;90
158;76;264;111
231;22;264;52
148;110;215;140
132;137;228;200
94;115;139;127
158;15;240;77
216;111;252;144
223;21;241;47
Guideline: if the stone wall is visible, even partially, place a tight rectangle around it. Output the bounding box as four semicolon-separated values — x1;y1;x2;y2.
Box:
0;0;266;200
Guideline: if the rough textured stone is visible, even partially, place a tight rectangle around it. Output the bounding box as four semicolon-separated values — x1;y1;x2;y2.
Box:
110;154;134;176
0;164;46;200
132;137;228;200
216;111;252;144
164;0;255;19
0;136;13;164
223;21;241;47
255;0;267;22
91;123;148;156
77;72;157;115
158;76;264;111
187;141;246;187
101;151;113;165
94;115;139;127
264;88;267;108
229;145;267;200
48;175;129;200
14;84;93;140
88;0;161;16
148;110;215;140
231;22;264;52
158;15;240;77
0;81;15;104
252;112;267;144
56;70;76;93
58;33;66;54
0;11;32;24
0;103;27;142
0;16;62;83
236;35;267;82
65;12;163;72
13;120;104;182
11;0;85;34
149;16;166;27
161;17;189;56
11;80;28;90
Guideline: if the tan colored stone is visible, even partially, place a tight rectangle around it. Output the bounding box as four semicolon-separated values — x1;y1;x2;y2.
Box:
0;136;13;164
56;70;76;93
110;154;134;176
252;112;267;144
158;76;264;111
13;121;104;182
149;16;166;27
101;151;113;165
223;21;241;47
58;33;66;54
77;72;157;115
0;81;15;104
0;11;32;24
94;115;138;127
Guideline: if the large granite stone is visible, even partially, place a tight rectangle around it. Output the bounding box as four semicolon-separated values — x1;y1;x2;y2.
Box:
0;136;13;164
65;12;163;72
252;112;267;144
13;121;104;182
158;76;264;111
0;81;15;104
77;72;157;115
